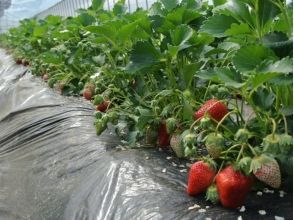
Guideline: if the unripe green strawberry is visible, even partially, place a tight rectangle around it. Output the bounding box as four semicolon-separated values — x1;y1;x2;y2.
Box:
166;117;177;134
183;89;192;99
217;87;229;97
250;154;281;189
199;116;212;130
93;95;104;105
101;114;110;125
278;133;293;152
170;133;184;158
145;125;158;145
94;111;103;119
205;133;225;158
78;81;84;89
108;112;118;125
262;134;281;154
235;128;251;143
183;133;197;147
184;146;197;158
48;78;56;88
95;119;107;135
208;84;218;94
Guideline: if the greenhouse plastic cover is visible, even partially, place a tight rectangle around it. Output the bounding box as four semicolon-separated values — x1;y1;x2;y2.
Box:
0;49;292;220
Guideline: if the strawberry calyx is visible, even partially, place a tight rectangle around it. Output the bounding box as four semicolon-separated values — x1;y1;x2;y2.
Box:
205;184;219;204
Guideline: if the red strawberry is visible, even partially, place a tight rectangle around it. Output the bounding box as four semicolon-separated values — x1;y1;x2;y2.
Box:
96;100;110;112
194;99;228;121
158;122;170;147
216;165;253;208
83;89;92;100
187;160;216;196
251;154;281;189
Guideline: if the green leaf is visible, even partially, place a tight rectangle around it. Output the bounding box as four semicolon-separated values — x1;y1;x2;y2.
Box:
149;2;166;16
214;0;254;26
251;87;275;110
150;15;176;34
233;45;276;73
160;0;179;11
170;24;193;46
33;25;48;37
249;72;280;90
197;67;244;88
92;0;105;11
213;0;227;6
117;21;139;42
199;14;237;37
127;130;140;147
41;52;62;64
126;41;162;73
113;0;126;16
166;6;185;25
224;23;251;35
257;0;280;28
182;9;201;24
45;16;62;25
257;57;293;74
182;63;200;88
77;13;96;26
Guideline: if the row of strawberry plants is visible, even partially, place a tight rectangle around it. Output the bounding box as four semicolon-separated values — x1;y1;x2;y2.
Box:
0;0;292;209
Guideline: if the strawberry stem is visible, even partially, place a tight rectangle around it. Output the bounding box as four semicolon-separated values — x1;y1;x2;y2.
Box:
248;143;258;157
189;117;203;132
215;110;236;134
281;113;288;134
236;144;245;162
270;118;277;138
212;160;225;183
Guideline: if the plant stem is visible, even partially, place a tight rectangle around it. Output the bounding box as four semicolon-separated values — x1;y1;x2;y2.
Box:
281;113;288;134
215;110;236;134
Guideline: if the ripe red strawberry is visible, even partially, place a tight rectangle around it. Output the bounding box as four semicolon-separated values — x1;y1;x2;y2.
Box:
194;99;228;121
158;122;170;147
83;89;92;100
170;133;184;158
216;165;253;208
250;154;281;189
96;100;110;112
187;160;216;196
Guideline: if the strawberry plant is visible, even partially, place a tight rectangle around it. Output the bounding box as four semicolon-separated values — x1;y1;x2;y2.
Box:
0;0;292;210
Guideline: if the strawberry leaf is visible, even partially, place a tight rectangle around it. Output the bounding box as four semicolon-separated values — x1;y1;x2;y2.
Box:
126;41;163;73
200;14;237;37
233;45;277;73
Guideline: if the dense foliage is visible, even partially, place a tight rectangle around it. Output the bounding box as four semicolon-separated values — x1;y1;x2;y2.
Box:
0;0;292;207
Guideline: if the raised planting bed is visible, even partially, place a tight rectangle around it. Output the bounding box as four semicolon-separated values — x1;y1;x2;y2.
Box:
0;0;293;218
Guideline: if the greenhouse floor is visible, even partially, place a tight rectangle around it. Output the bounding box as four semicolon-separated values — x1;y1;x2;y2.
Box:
0;49;292;220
